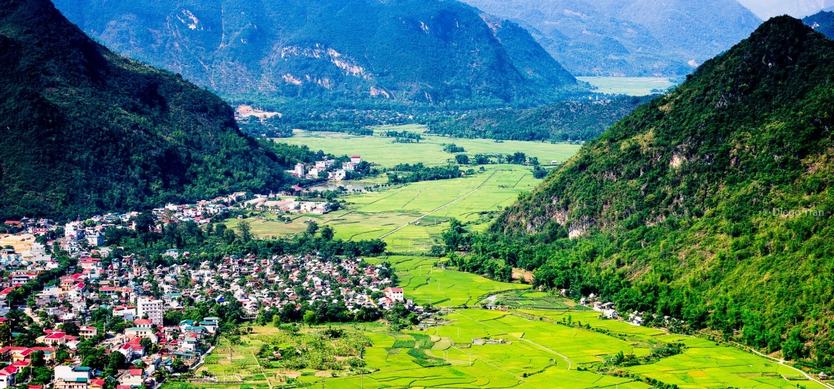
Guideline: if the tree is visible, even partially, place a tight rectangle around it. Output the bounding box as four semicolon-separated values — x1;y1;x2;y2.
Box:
320;225;335;241
30;350;45;367
55;347;70;363
0;323;10;345
305;221;320;236
782;327;806;360
106;351;126;376
237;221;252;242
442;219;470;251
61;321;80;336
303;310;317;325
455;154;470;164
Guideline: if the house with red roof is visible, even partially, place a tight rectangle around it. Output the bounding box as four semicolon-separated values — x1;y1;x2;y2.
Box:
89;378;105;389
117;337;145;360
119;369;144;388
0;365;17;389
39;331;78;347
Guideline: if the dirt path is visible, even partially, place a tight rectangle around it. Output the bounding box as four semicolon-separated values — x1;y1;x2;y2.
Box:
732;342;833;389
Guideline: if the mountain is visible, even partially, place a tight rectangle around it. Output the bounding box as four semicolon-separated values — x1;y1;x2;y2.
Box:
0;0;293;220
490;17;834;363
463;0;762;76
52;0;581;105
804;10;834;38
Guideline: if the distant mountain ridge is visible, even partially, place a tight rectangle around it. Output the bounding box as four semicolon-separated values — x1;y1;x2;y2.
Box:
804;10;834;38
463;0;762;76
53;0;582;105
0;0;291;219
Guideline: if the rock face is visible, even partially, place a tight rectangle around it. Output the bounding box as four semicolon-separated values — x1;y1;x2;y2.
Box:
54;0;581;104
0;0;290;219
463;0;762;76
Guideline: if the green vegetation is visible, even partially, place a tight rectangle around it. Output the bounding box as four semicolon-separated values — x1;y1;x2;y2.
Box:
0;0;299;220
426;96;651;141
469;17;834;372
386;163;462;184
254;326;370;371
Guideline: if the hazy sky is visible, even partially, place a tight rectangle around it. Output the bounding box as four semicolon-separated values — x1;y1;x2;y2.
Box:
737;0;834;19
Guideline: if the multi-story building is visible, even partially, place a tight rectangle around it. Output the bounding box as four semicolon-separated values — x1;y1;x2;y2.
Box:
136;297;165;326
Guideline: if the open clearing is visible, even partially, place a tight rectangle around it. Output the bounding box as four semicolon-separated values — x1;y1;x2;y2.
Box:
276;126;580;168
240;125;580;252
578;76;677;96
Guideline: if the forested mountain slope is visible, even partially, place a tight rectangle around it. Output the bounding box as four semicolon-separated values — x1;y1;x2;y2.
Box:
0;0;293;219
54;0;581;105
480;17;834;367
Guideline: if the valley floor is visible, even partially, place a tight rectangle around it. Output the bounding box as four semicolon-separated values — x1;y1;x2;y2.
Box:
171;127;827;388
169;257;827;388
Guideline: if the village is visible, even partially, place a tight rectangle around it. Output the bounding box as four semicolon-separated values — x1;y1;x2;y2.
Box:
0;187;418;389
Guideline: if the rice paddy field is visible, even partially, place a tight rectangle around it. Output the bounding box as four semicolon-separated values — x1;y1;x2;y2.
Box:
277;125;580;168
171;305;824;389
364;255;529;307
227;125;582;253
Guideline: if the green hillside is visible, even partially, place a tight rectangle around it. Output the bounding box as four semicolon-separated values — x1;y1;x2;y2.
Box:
0;0;294;219
467;16;834;370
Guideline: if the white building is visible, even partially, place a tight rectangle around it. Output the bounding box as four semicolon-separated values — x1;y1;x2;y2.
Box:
54;366;92;389
293;163;305;178
136;297;165;326
384;287;404;303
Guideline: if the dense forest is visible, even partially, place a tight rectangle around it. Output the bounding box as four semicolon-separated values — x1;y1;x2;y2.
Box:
452;17;834;372
426;96;652;141
0;0;305;220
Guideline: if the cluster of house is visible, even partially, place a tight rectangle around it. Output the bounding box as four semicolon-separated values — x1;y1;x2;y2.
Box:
151;192;248;226
2;245;419;387
147;253;410;318
0;314;219;389
242;195;335;215
290;155;362;182
0;245;59;317
1;247;224;388
580;294;621;320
